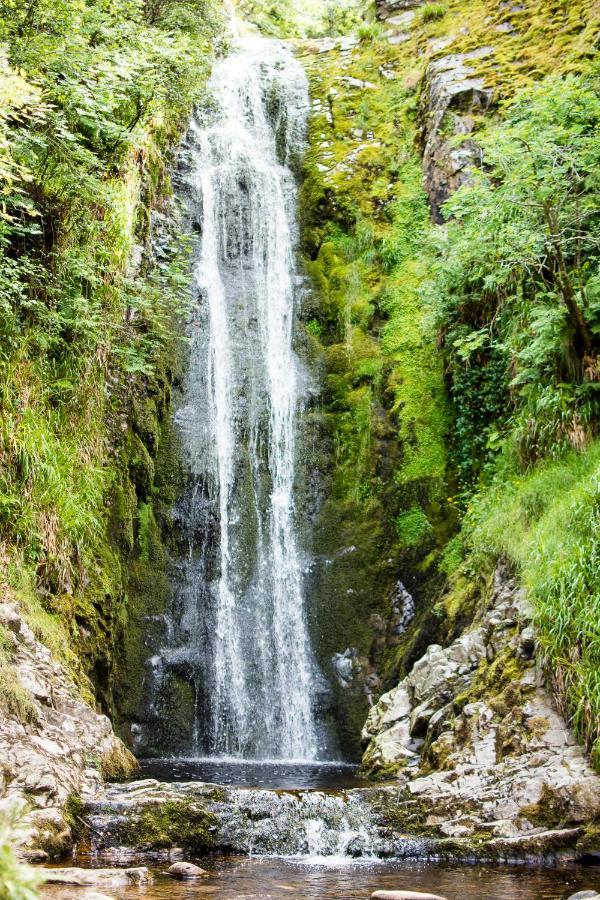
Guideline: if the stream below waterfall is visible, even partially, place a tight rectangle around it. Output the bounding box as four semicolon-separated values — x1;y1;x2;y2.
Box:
41;856;600;900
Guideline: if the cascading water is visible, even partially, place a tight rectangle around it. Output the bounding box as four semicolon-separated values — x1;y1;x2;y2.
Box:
151;37;325;761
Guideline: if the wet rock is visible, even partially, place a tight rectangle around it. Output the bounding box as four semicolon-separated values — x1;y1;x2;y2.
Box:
37;867;151;887
42;894;116;900
332;649;357;687
167;861;208;879
0;599;137;856
361;565;600;847
388;582;415;642
418;48;494;219
567;893;600;899
487;828;583;862
376;0;424;19
83;781;433;860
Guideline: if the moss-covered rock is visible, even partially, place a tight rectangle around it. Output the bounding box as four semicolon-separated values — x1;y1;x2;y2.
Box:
120;800;217;853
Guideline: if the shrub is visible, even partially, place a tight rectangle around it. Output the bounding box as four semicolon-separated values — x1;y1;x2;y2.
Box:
0;804;43;900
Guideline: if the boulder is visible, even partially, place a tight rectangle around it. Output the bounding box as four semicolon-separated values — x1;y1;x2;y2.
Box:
567;893;600;899
167;861;208;879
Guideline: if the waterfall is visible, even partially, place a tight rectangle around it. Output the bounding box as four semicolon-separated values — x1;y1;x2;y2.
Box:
157;37;322;760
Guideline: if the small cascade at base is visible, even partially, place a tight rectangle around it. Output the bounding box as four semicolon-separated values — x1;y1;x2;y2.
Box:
85;781;432;861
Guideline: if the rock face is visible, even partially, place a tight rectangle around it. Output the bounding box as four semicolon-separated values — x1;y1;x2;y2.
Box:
83;755;597;864
418;48;494;219
361;566;600;848
376;0;424;19
0;600;137;856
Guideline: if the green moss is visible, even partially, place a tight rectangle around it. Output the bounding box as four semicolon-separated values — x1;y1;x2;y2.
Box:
395;508;434;549
100;743;139;782
577;824;600;857
297;27;455;742
132;397;159;454
29;814;72;859
421;3;448;23
0;663;38;726
121;800;217;852
64;795;87;841
129;433;155;500
520;784;573;829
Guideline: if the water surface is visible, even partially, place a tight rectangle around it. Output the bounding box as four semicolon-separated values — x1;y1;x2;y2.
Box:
138;758;367;790
41;856;600;900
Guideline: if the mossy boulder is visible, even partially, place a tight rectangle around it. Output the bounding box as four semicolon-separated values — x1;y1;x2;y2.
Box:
120;800;217;853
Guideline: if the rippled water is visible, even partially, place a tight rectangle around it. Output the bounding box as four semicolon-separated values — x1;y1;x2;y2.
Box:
137;759;367;790
41;856;600;900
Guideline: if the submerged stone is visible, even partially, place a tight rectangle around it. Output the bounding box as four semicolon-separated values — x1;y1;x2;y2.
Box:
37;867;151;887
167;861;208;879
372;892;449;900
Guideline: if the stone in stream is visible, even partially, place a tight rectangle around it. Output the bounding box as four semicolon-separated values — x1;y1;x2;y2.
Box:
43;893;116;900
37;866;151;887
567;893;600;899
167;861;208;879
371;892;449;900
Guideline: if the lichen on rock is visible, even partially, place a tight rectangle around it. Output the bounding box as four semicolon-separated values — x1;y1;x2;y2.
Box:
360;565;600;845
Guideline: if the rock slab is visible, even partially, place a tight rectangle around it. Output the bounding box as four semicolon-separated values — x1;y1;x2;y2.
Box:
36;866;151;887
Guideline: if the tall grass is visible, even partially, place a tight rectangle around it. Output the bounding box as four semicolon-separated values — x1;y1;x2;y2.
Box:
469;442;600;767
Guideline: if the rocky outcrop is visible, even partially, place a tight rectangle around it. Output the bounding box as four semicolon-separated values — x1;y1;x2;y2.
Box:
418;48;494;220
360;566;600;850
81;767;599;864
0;600;137;858
83;779;430;859
376;0;424;20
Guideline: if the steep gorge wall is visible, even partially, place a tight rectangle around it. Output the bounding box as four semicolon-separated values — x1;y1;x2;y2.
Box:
0;0;227;854
296;0;600;776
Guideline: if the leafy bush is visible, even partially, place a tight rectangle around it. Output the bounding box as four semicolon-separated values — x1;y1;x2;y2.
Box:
0;0;224;603
0;804;42;900
238;0;365;38
431;70;600;480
